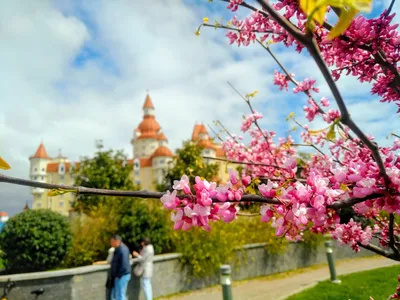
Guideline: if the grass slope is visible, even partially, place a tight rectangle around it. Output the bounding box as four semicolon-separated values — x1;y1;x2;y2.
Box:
287;265;400;300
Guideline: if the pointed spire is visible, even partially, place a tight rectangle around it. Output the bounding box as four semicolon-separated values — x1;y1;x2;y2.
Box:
143;93;155;109
24;201;29;211
30;142;50;159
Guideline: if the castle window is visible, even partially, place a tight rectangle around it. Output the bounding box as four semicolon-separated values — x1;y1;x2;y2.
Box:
160;159;165;164
34;176;37;180
60;166;64;172
36;202;41;208
42;168;45;172
34;168;37;172
204;150;210;155
59;201;64;208
41;176;44;180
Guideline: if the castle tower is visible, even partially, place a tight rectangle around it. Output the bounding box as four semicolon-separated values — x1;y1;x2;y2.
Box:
131;94;162;158
191;123;216;160
29;142;51;195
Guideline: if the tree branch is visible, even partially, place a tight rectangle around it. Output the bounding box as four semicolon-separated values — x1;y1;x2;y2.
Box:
358;242;400;261
0;173;280;205
2;173;398;210
305;37;390;187
328;192;388;209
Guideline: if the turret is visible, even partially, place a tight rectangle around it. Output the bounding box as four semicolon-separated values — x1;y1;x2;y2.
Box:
29;142;51;195
131;93;162;158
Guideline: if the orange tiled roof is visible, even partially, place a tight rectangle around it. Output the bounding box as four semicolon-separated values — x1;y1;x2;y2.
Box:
128;158;152;168
198;124;208;134
191;124;202;141
197;139;215;150
143;94;155;109
215;148;225;157
46;162;80;173
157;132;168;141
30;143;50;159
0;211;8;217
153;146;173;157
138;115;161;133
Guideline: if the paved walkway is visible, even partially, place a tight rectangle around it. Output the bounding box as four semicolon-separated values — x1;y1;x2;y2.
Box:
158;256;399;300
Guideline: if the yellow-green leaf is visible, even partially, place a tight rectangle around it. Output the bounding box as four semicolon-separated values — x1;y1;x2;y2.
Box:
308;127;328;135
0;156;10;170
351;0;372;12
195;25;202;36
310;0;329;25
246;186;256;194
286;112;295;121
246;90;258;98
275;189;282;197
300;0;316;16
340;183;350;192
328;7;358;39
48;188;76;197
326;124;336;141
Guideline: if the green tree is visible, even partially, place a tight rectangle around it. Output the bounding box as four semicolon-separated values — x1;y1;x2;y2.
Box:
117;199;175;254
158;141;219;190
0;210;72;273
72;140;136;213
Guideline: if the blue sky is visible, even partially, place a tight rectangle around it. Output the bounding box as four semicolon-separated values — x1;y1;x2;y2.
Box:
0;0;399;216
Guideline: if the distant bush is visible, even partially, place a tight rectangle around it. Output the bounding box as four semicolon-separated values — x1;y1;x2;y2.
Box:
175;218;288;278
117;199;175;254
63;199;175;268
0;209;72;273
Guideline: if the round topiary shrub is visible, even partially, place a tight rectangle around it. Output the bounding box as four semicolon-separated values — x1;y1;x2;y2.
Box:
0;209;72;273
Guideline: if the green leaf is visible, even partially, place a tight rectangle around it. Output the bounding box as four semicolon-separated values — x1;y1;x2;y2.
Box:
326;124;337;141
328;7;359;39
0;156;11;170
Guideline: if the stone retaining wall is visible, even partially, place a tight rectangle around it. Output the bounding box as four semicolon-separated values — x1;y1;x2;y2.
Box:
0;241;375;300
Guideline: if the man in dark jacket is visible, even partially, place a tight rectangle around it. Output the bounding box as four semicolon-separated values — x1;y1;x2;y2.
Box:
110;235;131;300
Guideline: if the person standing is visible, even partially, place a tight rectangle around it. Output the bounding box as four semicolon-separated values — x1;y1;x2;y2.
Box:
132;237;154;300
110;235;131;300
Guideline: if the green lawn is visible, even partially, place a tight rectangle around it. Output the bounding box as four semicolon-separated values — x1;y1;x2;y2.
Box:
287;265;400;300
0;259;4;269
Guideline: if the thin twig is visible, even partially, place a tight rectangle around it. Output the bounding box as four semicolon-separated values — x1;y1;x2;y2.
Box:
386;0;396;16
391;132;400;139
202;156;280;168
202;23;276;34
207;124;224;142
389;213;399;254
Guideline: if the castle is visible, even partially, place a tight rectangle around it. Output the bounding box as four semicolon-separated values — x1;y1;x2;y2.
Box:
29;94;229;216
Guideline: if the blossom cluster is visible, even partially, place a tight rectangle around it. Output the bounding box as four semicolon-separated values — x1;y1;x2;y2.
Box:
160;172;245;231
223;0;400;109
